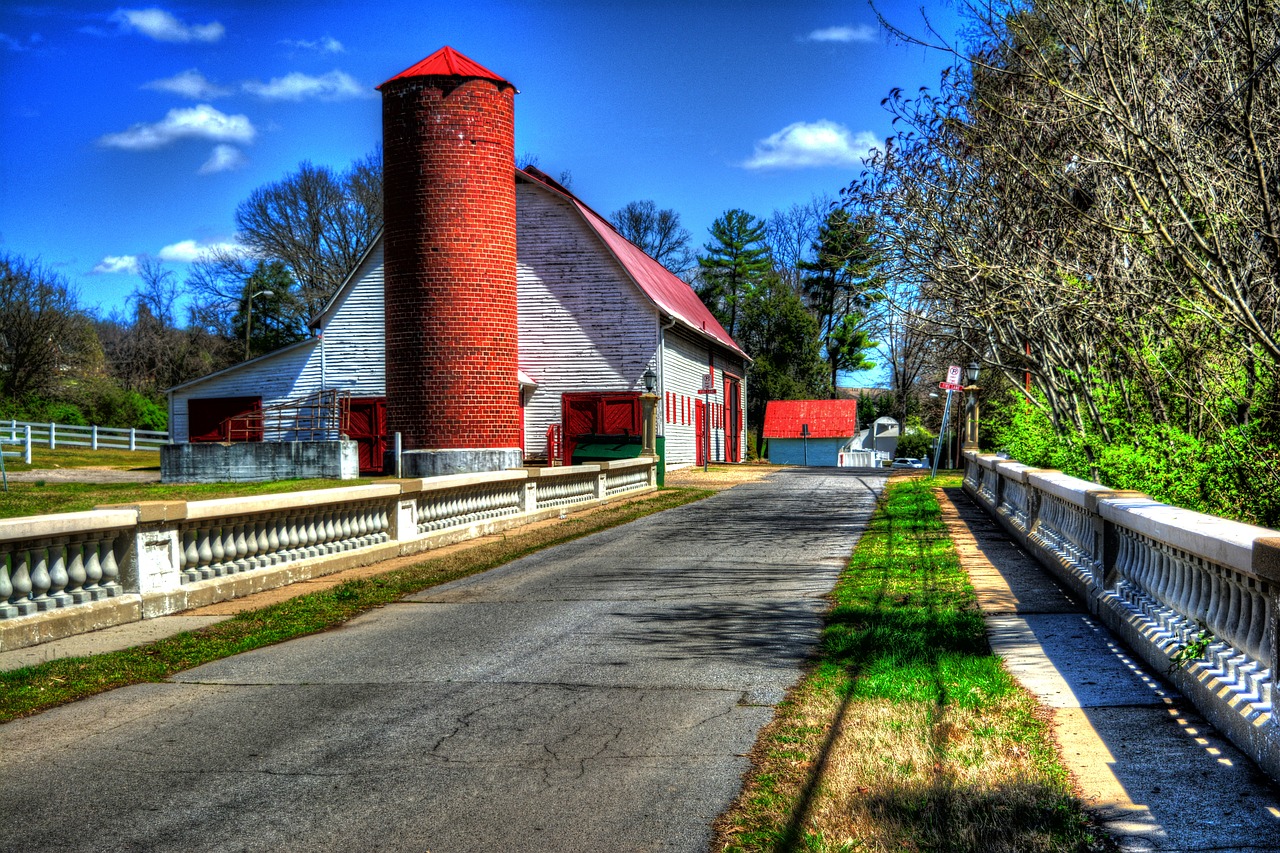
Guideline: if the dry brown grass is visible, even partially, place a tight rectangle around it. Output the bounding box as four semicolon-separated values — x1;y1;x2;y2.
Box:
663;463;780;490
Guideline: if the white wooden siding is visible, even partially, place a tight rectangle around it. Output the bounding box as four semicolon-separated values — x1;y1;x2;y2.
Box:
659;328;747;467
516;182;659;458
169;244;387;442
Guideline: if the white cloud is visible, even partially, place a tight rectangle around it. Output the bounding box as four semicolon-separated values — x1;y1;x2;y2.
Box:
198;144;247;174
243;70;370;101
157;239;242;263
1;32;25;51
805;25;877;43
142;68;230;99
281;36;344;53
111;8;224;43
742;121;879;169
92;255;139;274
99;104;256;150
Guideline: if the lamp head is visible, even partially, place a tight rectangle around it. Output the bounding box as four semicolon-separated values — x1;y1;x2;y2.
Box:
642;367;657;393
966;361;980;384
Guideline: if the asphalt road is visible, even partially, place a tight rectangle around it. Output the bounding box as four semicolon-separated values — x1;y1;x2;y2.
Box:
0;469;885;853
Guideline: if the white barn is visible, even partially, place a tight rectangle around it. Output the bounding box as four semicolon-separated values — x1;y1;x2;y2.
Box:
168;166;749;476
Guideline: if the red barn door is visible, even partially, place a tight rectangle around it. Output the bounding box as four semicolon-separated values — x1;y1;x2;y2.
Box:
343;397;387;475
724;377;741;462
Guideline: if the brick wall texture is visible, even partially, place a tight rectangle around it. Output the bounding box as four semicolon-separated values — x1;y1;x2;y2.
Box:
381;75;521;450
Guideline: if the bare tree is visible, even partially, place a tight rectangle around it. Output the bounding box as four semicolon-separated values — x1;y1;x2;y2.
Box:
608;200;695;278
0;253;95;399
234;149;382;316
763;195;830;290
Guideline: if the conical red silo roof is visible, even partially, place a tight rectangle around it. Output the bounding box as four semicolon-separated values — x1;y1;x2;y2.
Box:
377;45;512;89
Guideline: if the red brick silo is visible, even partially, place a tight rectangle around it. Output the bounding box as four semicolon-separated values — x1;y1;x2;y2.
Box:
378;46;522;475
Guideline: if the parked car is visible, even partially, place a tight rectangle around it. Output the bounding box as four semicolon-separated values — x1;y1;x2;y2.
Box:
891;457;926;469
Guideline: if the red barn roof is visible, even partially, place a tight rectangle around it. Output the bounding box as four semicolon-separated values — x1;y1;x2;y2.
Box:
763;399;859;439
519;166;746;359
378;46;513;89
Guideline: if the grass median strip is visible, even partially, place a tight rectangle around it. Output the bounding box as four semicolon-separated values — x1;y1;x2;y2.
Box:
714;475;1112;853
0;487;713;723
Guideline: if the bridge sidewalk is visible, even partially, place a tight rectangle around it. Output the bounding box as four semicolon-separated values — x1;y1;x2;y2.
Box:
939;486;1280;852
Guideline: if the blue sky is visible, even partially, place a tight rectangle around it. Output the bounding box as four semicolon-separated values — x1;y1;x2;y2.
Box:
0;1;964;326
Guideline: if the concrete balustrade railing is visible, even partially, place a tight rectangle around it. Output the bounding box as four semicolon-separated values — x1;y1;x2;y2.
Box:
0;459;657;652
963;450;1280;780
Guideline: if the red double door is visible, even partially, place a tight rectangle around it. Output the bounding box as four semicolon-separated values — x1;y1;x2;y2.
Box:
343;397;387;475
561;392;642;464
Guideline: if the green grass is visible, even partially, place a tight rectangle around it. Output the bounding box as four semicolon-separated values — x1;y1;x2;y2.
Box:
1;445;161;472
0;487;712;722
0;478;366;520
714;476;1112;853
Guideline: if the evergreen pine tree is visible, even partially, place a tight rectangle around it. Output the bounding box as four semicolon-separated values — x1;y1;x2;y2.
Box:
695;209;771;338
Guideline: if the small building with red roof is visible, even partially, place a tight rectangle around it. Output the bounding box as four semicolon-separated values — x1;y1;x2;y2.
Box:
166;46;748;477
762;399;861;467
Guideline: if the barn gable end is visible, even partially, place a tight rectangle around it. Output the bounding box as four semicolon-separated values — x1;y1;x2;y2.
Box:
516;179;660;460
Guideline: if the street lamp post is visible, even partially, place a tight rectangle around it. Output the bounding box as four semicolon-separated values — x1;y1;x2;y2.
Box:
639;367;659;457
245;289;273;361
962;361;981;451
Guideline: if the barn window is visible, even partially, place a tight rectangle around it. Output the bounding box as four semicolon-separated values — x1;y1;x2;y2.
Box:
188;396;263;443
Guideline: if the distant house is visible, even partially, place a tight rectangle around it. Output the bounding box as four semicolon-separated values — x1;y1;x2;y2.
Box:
860;416;900;459
762;400;860;467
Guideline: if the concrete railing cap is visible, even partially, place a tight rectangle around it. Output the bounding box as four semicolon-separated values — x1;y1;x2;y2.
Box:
1099;497;1280;577
411;469;528;494
184;482;403;521
0;508;138;541
1026;470;1103;508
597;458;654;471
95;500;188;523
522;464;602;478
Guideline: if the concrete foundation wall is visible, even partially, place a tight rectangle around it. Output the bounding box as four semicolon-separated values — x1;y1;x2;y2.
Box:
768;438;845;467
161;441;359;483
398;448;523;478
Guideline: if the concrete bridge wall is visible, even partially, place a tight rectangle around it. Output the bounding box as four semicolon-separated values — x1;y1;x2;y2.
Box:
963;450;1280;781
0;459;656;652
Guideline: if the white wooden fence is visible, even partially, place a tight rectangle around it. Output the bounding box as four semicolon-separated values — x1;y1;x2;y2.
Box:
3;420;169;458
963;450;1280;782
0;458;658;651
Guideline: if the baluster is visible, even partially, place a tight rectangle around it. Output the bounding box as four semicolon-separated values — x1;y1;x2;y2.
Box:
256;521;270;566
64;539;87;602
29;543;52;610
209;523;226;570
179;530;195;576
305;514;320;557
226;523;245;572
266;518;281;563
1153;548;1171;606
1188;562;1208;621
222;524;238;571
100;537;120;592
322;512;337;552
196;527;214;575
1204;572;1224;637
0;550;16;618
239;522;256;569
1222;580;1243;650
1174;558;1193;617
1244;588;1268;663
284;516;301;558
84;536;104;594
46;541;70;608
9;548;34;615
